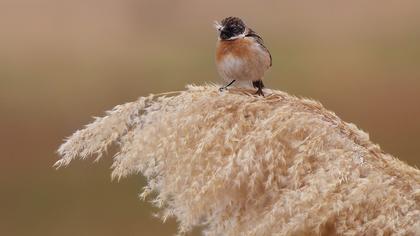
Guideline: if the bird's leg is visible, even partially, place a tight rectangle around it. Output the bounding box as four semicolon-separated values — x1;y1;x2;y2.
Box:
219;80;236;92
255;88;265;96
252;80;265;96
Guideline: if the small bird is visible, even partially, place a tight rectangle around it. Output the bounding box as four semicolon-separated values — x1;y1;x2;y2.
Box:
214;17;272;96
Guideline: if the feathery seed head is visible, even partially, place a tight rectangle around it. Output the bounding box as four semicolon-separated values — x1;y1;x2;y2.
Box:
56;85;420;235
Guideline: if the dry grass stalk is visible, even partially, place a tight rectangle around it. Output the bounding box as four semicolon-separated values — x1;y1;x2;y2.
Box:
56;85;420;235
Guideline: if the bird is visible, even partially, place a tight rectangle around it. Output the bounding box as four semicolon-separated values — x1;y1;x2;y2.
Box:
214;16;272;96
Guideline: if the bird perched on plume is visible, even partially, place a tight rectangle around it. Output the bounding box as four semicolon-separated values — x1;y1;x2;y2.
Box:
214;16;272;96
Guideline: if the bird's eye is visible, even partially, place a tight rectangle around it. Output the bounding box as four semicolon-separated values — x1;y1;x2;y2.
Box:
232;26;243;34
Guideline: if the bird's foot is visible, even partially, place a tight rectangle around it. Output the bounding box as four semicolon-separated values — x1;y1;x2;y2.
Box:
255;88;265;97
219;80;236;93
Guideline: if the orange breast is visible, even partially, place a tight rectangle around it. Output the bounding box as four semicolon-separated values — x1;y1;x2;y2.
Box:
216;38;253;62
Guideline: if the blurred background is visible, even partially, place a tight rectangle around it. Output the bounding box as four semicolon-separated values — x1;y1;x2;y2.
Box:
1;0;419;235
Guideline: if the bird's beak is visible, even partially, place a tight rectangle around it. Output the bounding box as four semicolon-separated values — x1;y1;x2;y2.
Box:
213;21;223;31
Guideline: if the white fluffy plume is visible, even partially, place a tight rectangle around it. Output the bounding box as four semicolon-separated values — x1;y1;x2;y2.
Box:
56;85;420;235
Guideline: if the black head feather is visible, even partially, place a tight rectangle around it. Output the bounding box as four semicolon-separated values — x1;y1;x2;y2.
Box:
218;17;246;40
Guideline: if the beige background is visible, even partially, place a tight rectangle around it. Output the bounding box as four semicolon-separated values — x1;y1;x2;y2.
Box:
1;0;419;235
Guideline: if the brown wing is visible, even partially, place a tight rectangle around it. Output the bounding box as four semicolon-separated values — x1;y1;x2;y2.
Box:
245;28;272;67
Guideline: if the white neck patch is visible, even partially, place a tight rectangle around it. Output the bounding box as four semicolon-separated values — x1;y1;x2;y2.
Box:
224;33;246;41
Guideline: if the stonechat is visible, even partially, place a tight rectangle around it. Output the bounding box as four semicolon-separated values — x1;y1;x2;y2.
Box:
214;16;272;96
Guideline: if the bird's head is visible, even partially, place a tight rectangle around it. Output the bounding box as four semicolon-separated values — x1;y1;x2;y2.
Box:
214;17;247;41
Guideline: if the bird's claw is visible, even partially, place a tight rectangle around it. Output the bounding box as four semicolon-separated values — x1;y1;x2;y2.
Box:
255;89;265;97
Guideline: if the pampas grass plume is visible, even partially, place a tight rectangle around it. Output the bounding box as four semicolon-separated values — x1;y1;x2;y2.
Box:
56;85;420;235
